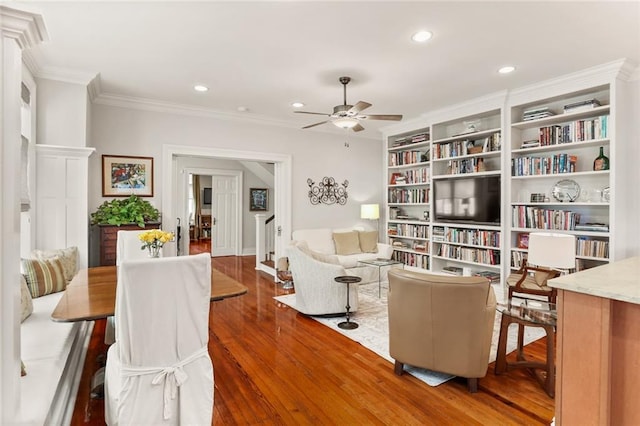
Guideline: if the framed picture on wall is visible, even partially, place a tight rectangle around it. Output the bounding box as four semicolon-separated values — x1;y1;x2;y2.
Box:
102;155;154;197
249;188;268;211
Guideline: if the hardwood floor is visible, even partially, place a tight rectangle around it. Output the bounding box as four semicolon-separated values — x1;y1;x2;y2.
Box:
71;247;555;425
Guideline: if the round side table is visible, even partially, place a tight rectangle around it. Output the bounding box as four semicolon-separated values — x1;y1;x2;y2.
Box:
334;275;361;330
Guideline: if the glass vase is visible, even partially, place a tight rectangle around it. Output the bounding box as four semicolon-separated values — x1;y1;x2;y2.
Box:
148;245;161;258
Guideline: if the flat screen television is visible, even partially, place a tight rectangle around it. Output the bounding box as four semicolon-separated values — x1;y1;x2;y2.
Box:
203;187;212;205
433;175;501;225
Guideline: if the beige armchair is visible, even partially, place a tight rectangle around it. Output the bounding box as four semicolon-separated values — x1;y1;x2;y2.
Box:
388;269;496;392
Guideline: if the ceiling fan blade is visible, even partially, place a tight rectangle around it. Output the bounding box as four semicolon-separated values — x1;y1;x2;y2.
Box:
352;123;365;132
349;101;372;114
361;114;403;121
302;120;329;129
294;111;331;116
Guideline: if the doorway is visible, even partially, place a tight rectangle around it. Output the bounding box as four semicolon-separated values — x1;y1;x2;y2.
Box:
162;144;292;264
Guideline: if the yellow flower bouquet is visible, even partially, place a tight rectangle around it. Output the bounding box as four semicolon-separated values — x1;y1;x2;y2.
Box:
139;229;174;258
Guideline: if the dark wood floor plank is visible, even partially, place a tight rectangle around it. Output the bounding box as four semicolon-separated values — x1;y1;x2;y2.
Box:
71;248;554;425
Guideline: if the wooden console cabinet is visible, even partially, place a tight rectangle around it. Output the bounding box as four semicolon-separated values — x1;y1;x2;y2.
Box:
550;256;640;425
98;222;161;266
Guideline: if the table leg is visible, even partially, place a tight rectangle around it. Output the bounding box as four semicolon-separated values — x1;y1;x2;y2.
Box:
495;313;510;374
338;283;358;330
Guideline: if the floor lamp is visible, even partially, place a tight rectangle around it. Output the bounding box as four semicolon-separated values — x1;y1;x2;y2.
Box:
360;204;380;236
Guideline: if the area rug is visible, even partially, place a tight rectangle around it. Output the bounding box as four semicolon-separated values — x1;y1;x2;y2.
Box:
274;281;545;387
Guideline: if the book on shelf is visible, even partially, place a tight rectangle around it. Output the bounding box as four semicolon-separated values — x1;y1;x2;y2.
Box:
523;107;555;121
574;223;609;232
473;270;501;283
521;139;540;149
563;98;601;113
442;266;463;276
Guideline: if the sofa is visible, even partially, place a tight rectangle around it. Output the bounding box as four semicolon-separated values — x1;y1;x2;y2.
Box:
291;227;393;277
18;247;92;425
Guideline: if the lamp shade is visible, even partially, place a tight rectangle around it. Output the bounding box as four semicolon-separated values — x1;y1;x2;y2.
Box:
360;204;380;220
333;117;359;129
527;232;576;269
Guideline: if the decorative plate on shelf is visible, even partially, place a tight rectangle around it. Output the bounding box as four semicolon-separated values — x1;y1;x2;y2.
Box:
551;179;580;202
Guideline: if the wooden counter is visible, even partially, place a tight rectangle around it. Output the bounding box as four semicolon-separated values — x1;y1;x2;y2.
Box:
549;256;640;425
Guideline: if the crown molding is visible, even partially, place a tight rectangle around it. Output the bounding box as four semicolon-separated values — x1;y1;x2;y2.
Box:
93;92;378;140
87;74;102;102
508;58;631;106
0;5;49;49
618;60;639;81
35;65;98;86
35;144;95;158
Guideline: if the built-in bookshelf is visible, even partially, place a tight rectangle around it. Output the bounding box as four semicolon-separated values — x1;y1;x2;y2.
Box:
386;129;431;271
383;60;636;281
508;83;614;273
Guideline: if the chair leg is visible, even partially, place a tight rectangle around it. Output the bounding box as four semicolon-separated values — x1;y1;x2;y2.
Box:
467;377;479;393
394;361;404;376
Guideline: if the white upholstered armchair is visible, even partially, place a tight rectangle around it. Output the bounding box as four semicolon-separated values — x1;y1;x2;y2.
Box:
104;253;213;425
287;245;359;316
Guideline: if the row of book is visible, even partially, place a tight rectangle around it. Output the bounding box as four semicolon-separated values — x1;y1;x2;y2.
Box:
576;237;609;258
563;98;601;113
392;251;429;269
392;132;430;147
523;106;555;121
445;157;488;174
511;154;577;176
538;116;608;145
432;226;501;248
473;270;501;283
431;133;501;159
388;188;429;204
521;99;602;121
388;150;425;167
389;167;429;185
387;223;429;239
512;206;581;230
436;244;500;265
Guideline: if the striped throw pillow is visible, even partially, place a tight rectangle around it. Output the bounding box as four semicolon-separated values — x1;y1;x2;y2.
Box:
21;257;67;298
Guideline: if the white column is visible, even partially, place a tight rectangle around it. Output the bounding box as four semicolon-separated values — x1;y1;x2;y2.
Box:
0;5;48;422
255;213;266;270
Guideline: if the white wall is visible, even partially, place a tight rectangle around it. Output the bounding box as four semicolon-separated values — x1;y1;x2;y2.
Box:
89;103;384;238
36;78;88;147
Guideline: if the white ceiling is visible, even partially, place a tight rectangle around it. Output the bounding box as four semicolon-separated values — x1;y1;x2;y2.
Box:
16;0;640;139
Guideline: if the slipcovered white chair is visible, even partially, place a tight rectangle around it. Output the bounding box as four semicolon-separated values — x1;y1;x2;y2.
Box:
104;253;213;425
105;229;162;345
287;245;359;316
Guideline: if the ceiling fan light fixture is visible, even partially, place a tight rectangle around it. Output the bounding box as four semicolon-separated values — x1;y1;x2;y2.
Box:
333;117;359;129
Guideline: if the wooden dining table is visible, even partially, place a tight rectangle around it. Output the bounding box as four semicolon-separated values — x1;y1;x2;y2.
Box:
51;265;248;322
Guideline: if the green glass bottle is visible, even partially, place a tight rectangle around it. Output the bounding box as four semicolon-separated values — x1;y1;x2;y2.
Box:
593;146;609;171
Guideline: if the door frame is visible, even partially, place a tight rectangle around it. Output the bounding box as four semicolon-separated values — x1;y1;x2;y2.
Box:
162;144;292;261
182;168;242;256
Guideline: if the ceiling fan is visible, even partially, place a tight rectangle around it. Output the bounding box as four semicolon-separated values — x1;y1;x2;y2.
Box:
295;76;402;132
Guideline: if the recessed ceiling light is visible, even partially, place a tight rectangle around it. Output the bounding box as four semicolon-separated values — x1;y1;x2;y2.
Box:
291;102;305;108
194;85;209;92
498;66;516;74
237;106;248;112
411;30;433;43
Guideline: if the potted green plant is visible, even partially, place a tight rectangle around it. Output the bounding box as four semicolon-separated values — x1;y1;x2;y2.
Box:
90;195;160;227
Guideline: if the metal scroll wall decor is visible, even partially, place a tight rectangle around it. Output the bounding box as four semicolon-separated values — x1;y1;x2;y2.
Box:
307;177;349;205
